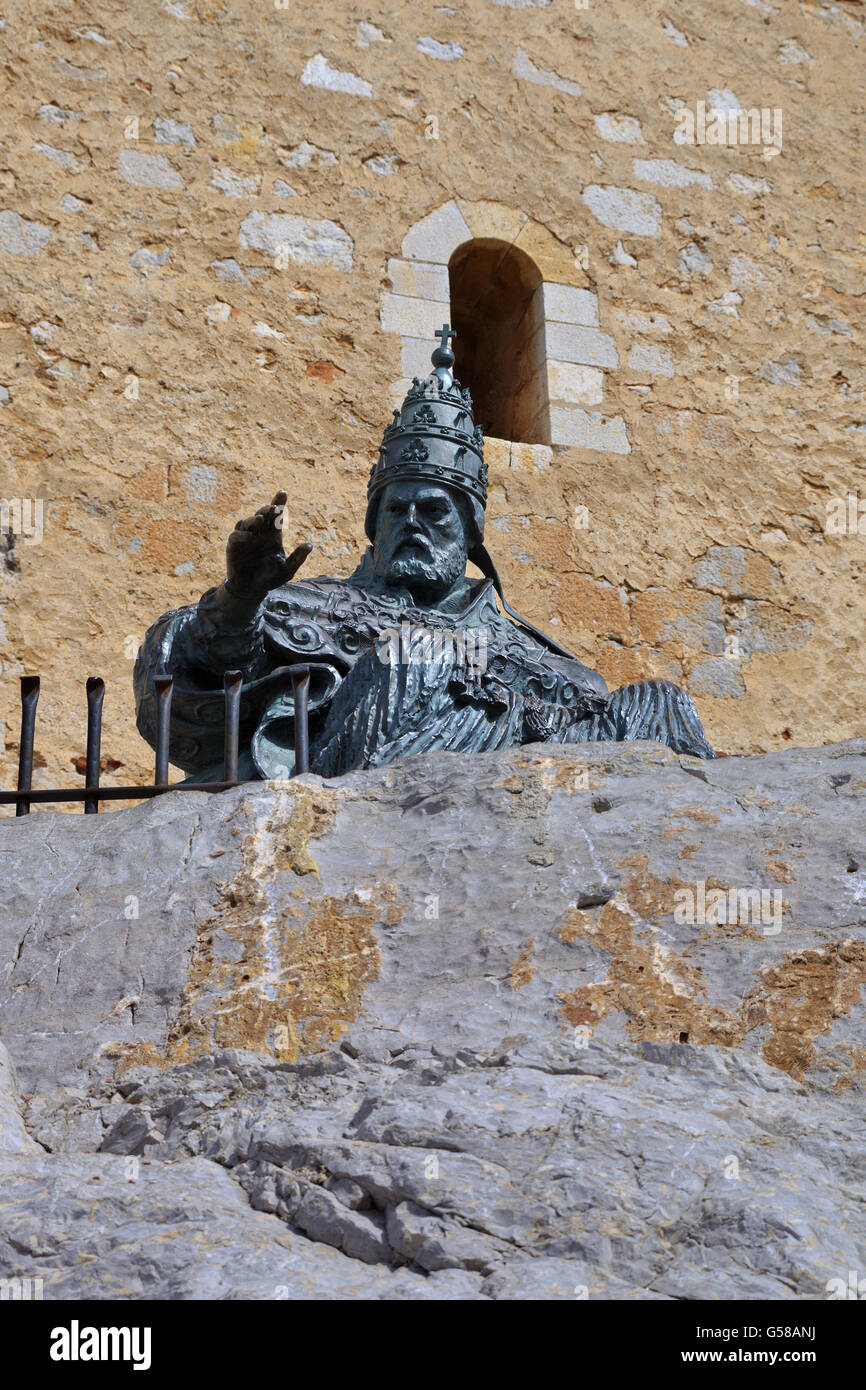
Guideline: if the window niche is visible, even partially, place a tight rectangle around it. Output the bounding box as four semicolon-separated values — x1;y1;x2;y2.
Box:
448;239;548;445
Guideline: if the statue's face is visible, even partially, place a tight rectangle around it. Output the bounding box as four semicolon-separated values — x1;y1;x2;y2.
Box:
372;479;469;603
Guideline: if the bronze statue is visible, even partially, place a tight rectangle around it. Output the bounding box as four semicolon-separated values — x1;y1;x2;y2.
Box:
135;327;715;779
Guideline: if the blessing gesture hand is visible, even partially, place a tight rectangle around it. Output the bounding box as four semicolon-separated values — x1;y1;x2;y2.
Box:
225;491;311;599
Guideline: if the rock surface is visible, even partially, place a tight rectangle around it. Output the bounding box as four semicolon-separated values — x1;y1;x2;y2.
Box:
0;1040;39;1155
1;739;865;1299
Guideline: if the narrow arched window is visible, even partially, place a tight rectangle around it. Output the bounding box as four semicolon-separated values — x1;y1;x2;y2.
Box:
448;239;546;444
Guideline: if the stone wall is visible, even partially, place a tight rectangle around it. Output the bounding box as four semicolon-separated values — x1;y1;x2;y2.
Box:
0;0;864;795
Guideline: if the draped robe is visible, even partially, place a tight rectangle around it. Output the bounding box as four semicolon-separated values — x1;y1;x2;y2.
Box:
134;549;715;780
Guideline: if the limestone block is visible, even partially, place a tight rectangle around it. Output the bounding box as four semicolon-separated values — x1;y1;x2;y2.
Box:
211;167;261;198
384;256;454;303
615;308;672;336
548;406;631;452
627;343;675;376
300;53;373;97
689;656;747;700
581;184;662;236
388;378;411;408
728;173;772;195
117;149;183;190
399;336;441;378
547;360;605;406
417;37;464;62
277;141;337;168
239;212;353;269
513;220;588;287
380;293;452;338
594;113;644;143
544;321;619;369
401;200;472;262
503;441;554;472
0;211;51;257
633;159;713;189
523;320;550;371
541;283;599;327
455;200;529;246
33;143;85;173
516;368;550;432
153;116;196;146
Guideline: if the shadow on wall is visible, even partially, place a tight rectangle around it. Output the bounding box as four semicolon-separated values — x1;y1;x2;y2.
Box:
449;238;545;444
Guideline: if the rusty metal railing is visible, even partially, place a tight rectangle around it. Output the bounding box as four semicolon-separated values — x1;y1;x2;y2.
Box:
1;665;312;816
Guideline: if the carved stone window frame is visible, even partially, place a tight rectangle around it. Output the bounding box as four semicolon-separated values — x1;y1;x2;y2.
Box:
380;199;630;455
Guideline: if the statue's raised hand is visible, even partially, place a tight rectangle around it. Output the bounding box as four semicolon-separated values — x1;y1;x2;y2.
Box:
225;491;312;599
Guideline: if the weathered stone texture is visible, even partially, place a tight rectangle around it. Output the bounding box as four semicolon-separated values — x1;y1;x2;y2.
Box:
0;0;864;794
0;741;864;1298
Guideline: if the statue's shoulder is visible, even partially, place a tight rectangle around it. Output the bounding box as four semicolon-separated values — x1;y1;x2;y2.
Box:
263;572;355;614
139;598;199;652
500;621;609;699
261;570;384;650
553;655;608;699
262;551;398;623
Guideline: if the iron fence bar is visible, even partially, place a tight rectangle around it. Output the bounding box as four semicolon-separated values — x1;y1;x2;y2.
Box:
223;670;242;783
84;677;105;815
289;665;311;775
2;658;322;812
16;675;40;818
154;674;174;786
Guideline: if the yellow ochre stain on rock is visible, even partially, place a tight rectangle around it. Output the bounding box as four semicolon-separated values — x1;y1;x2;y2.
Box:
508;941;536;992
613;853;688;920
556;864;866;1081
110;784;394;1074
556;897;742;1047
754;942;866;1080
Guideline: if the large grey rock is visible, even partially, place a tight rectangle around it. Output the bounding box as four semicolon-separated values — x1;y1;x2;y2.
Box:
0;1040;39;1154
0;1153;478;1299
0;740;864;1299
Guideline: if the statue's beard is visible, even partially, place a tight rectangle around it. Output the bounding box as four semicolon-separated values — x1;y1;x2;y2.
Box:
380;539;467;604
